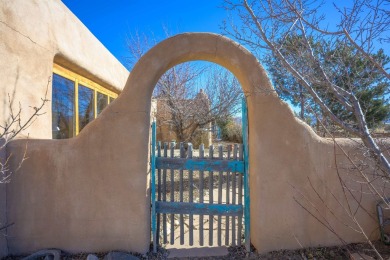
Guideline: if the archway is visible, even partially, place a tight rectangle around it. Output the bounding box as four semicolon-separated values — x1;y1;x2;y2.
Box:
116;33;277;251
119;33;274;113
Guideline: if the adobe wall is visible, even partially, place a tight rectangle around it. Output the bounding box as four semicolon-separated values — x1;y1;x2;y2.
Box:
248;99;387;251
5;32;388;255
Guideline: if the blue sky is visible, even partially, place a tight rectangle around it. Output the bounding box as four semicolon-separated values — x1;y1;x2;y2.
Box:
61;1;389;117
62;1;389;70
62;0;229;69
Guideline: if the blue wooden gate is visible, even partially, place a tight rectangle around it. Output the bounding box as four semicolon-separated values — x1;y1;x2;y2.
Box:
150;98;250;252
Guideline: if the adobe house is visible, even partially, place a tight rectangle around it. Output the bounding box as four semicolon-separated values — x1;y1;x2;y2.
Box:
153;89;213;148
1;0;388;257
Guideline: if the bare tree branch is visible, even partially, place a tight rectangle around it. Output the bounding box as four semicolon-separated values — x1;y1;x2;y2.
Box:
0;78;50;183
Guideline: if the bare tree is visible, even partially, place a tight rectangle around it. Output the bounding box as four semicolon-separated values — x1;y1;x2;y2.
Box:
127;31;243;145
0;79;50;183
222;0;390;176
155;65;242;144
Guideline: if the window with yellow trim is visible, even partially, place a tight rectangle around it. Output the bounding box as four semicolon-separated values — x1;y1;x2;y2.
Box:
52;64;118;139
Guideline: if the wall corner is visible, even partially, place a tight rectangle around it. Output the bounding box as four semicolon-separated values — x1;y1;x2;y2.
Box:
0;138;8;257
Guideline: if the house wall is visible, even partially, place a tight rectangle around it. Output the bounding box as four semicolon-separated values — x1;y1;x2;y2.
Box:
5;32;389;256
0;0;128;139
1;0;128;256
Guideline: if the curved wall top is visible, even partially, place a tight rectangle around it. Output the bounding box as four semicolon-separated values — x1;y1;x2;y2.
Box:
115;33;278;115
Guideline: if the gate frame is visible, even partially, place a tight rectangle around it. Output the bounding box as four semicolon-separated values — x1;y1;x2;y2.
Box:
151;121;157;252
242;97;250;252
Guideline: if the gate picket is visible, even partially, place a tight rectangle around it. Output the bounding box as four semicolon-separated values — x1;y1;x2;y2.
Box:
232;144;238;246
208;145;214;246
217;145;223;246
170;142;175;245
225;145;231;245
156;141;161;246
199;144;205;246
162;142;168;244
188;144;194;246
238;144;243;247
179;143;185;245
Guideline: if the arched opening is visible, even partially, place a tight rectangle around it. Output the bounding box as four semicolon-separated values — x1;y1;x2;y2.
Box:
149;61;246;251
116;33;276;252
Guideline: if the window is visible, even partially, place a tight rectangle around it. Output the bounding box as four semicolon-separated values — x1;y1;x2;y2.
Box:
52;64;118;139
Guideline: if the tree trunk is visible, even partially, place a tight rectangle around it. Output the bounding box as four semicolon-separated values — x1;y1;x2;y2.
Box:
299;85;304;120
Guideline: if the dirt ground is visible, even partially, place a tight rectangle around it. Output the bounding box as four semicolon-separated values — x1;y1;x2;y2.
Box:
3;241;390;259
150;241;390;260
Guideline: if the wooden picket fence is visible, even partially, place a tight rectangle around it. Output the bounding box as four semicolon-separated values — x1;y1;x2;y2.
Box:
152;140;245;248
151;99;250;252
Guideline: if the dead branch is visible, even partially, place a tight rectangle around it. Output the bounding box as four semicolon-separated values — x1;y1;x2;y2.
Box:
0;78;50;183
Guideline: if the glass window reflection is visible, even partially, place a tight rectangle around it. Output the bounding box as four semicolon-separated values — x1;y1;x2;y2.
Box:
97;92;108;115
52;74;75;139
78;84;95;132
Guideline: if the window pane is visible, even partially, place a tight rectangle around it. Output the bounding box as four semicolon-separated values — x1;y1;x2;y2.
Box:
52;74;75;139
78;84;95;132
109;96;115;103
97;92;108;115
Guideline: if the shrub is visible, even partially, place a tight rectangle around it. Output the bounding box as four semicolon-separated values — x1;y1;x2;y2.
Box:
219;119;242;143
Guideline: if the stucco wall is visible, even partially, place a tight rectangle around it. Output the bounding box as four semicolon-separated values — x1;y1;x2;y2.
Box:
4;32;389;256
248;98;387;251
